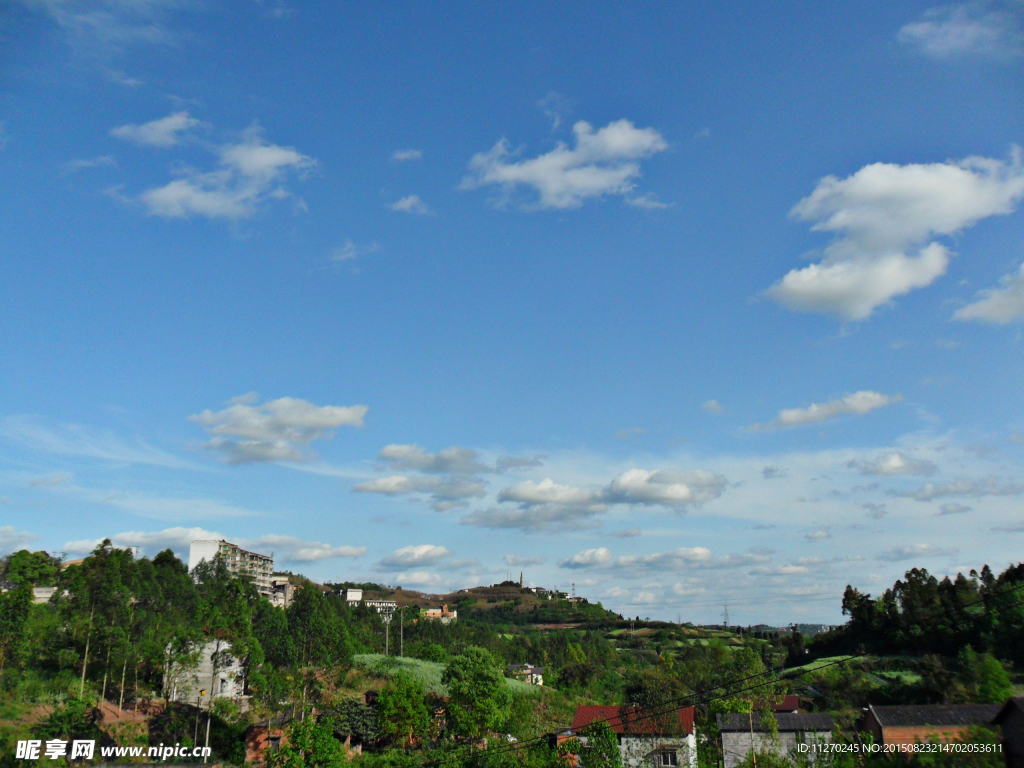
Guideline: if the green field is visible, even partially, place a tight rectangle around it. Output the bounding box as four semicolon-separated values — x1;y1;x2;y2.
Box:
352;654;538;696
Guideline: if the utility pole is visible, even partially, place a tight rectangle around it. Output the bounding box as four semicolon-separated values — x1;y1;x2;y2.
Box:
723;605;730;628
400;608;404;658
385;618;390;656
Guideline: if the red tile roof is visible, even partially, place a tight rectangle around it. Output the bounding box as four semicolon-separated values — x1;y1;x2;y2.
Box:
571;705;695;736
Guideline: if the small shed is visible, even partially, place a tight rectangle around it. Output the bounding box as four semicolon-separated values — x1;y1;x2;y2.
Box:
717;712;834;768
994;697;1024;768
864;704;1001;748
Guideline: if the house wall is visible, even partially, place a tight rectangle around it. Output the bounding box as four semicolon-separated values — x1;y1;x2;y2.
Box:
164;640;246;709
1001;707;1024;768
619;734;697;768
721;731;832;768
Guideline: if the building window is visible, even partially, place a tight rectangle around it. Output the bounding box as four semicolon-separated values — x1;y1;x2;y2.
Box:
657;751;677;767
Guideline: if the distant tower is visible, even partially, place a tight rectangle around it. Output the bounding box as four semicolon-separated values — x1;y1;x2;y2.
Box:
723;605;730;627
519;571;523;588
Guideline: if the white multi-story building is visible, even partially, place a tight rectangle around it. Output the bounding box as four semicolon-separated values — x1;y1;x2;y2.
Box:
188;540;274;597
164;640;246;709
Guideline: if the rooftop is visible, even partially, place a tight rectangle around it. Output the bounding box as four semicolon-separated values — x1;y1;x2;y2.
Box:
717;713;834;732
572;705;695;736
868;704;1001;728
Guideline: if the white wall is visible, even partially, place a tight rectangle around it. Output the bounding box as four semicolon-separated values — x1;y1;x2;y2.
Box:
188;540;221;572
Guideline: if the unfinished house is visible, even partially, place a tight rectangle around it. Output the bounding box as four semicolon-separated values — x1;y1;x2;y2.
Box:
717;712;834;768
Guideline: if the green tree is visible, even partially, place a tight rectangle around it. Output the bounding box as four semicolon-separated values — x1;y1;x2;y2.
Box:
0;582;32;678
579;721;621;768
376;672;430;748
442;646;512;741
264;716;343;768
975;654;1012;703
4;550;60;586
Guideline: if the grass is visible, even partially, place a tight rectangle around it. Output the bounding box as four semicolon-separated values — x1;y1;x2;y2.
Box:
784;655;856;674
352;655;538;696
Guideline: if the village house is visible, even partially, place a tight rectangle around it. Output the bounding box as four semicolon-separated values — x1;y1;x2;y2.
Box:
422;604;458;624
507;664;544;686
571;704;697;768
994;697;1024;768
863;704;1001;749
163;639;246;709
717;712;834;768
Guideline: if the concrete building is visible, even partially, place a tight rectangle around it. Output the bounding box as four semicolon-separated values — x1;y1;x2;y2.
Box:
572;705;697;768
864;704;1001;749
163;640;246;709
994;697;1024;768
364;599;398;617
343;588;363;605
31;586;57;604
269;576;297;608
717;712;833;768
507;664;544;686
422;604;458;624
188;539;274;597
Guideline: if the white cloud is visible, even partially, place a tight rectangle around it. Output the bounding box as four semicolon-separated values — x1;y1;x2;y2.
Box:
805;529;831;541
2;415;197;469
460;504;603;532
391;570;446;587
389;195;431;214
877;543;959;561
608;527;641;538
62;485;258;520
767;151;1024;320
353;474;486;510
940;502;972;515
65;155;117;173
895;477;1024;500
603;468;726;507
752;564;809;576
140;125;315;220
559;547;614;568
851;451;937;476
626;193;672;209
503;554;545;566
863;502;888;519
378;444;487;474
953;263;1024;323
111;112;200;147
461;119;668;209
752;391;901;430
27;0;181;59
378;544;451;569
498;478;604;507
29;473;70;487
391;149;422;162
241;535;365;562
189;396;367;464
332;239;378;262
898;2;1024;59
0;526;36;555
701;400;725;415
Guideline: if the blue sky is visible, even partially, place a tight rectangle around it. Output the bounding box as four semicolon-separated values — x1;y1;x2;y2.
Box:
2;0;1024;624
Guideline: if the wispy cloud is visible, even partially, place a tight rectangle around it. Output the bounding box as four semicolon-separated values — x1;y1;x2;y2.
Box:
138;124;315;220
377;544;451;569
111;112;201;147
898;2;1024;59
65;155;117;173
877;543;958;561
391;149;422;162
953;262;1024;323
2;415;197;469
894;477;1024;501
461;119;668;209
849;451;937;476
751;391;902;430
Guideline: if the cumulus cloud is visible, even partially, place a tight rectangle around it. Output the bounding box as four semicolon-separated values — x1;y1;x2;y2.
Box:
898;2;1024;59
378;444;488;474
0;526;36;555
391;149;422;162
389;195;431;214
498;478;604;507
751;391;901;430
559;545;762;575
461;119;668;209
189;396;366;464
377;544;452;569
877;543;959;561
895;477;1024;500
953;263;1024;323
559;548;614;568
140;125;315;220
111;111;200;147
766;151;1024;320
851;451;937;476
603;468;726;506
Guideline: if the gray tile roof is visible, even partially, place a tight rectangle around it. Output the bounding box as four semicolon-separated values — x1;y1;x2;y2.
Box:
717;713;834;732
868;704;1001;727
